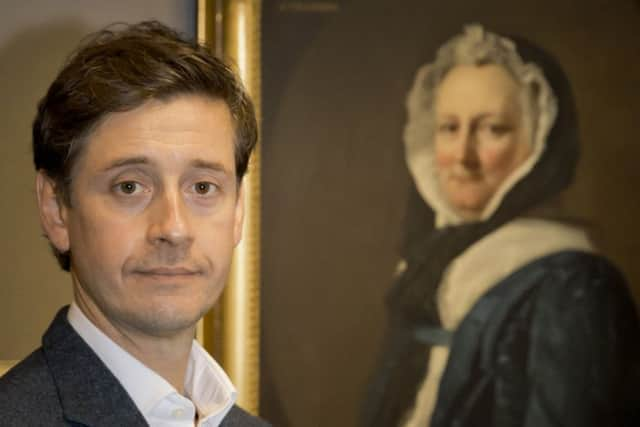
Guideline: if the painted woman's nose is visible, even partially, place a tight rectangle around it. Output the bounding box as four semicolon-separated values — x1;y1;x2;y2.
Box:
455;126;480;170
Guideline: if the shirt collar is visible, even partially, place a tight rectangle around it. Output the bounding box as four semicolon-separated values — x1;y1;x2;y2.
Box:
67;302;237;426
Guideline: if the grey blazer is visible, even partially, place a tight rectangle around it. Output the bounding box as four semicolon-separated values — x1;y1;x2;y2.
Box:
0;306;269;427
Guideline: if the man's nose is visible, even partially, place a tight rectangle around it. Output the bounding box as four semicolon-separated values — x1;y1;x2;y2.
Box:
146;189;193;247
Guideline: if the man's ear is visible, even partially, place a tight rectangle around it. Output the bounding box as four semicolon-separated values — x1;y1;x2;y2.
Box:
233;180;245;247
36;171;70;252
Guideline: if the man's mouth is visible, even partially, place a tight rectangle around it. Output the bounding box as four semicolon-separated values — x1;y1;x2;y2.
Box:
133;267;201;277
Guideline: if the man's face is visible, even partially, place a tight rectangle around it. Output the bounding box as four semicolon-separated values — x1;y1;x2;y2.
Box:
40;95;243;338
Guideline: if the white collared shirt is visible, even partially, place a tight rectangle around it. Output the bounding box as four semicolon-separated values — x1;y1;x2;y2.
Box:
67;303;237;427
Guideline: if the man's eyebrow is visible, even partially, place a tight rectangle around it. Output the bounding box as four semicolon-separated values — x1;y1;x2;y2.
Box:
190;159;232;175
100;156;150;172
98;157;233;176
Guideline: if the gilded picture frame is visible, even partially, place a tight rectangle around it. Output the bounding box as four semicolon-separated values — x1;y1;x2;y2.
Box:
196;0;262;415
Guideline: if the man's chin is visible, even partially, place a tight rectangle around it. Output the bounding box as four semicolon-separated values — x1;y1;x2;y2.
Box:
116;305;209;339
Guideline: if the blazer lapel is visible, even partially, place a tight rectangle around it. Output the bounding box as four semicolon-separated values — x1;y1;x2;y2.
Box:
42;306;148;427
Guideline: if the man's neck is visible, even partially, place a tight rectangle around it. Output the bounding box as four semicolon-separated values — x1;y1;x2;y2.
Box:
73;290;194;394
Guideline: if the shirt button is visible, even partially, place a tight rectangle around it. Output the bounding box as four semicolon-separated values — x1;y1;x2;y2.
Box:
172;408;185;418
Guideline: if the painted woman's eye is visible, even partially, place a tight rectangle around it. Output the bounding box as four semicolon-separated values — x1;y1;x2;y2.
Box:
438;122;458;133
489;124;511;136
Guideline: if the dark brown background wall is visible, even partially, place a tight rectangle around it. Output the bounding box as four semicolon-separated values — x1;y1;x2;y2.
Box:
259;1;640;426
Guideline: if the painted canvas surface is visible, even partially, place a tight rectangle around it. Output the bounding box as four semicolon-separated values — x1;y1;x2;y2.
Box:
259;1;640;426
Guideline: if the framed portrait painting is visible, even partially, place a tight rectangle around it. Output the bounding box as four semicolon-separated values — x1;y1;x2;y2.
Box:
258;1;640;426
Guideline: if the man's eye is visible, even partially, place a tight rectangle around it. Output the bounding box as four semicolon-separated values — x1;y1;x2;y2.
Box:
194;182;215;195
117;181;139;195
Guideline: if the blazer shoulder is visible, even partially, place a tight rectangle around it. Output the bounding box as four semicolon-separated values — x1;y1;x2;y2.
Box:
0;348;65;424
223;405;272;427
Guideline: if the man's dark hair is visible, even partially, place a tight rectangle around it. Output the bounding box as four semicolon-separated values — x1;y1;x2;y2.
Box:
32;20;258;271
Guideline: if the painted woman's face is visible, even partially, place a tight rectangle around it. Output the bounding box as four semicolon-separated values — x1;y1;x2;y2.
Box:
434;64;532;220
